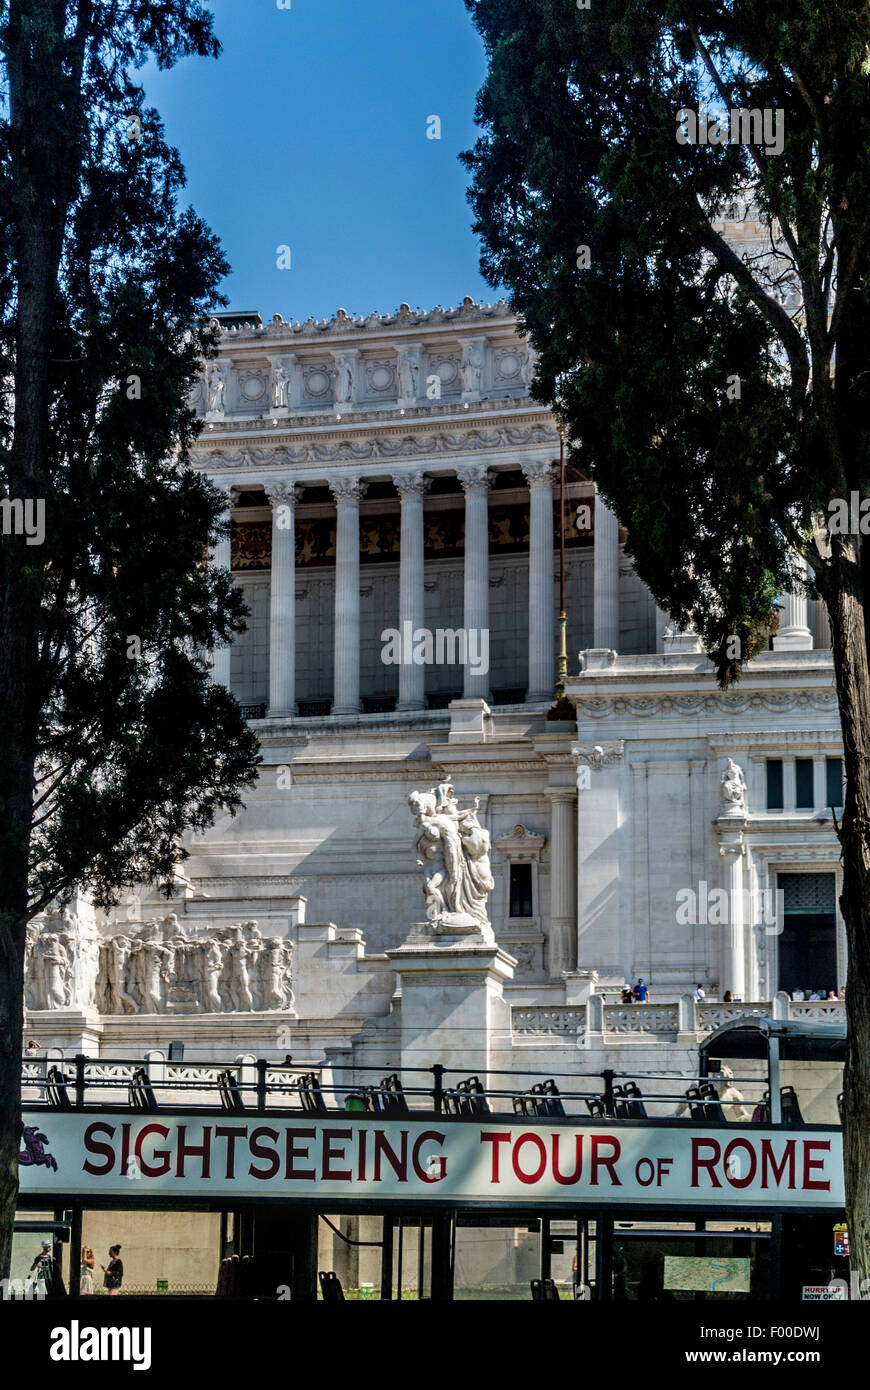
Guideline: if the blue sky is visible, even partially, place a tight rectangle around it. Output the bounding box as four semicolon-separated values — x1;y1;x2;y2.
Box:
142;0;499;321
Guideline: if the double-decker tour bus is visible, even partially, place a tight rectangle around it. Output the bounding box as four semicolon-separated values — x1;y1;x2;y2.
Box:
10;1014;848;1302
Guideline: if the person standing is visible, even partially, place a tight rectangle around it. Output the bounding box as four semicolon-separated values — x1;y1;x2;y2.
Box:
102;1244;124;1296
29;1240;53;1297
633;978;648;1002
80;1245;95;1296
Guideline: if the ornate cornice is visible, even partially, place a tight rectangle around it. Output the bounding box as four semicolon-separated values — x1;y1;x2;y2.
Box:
576;690;840;719
191;418;558;470
213;297;514;344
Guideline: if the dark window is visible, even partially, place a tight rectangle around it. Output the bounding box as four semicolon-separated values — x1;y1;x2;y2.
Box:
795;758;814;809
509;863;533;918
297;699;331;718
766;759;784;810
777;873;838;996
826;757;844;810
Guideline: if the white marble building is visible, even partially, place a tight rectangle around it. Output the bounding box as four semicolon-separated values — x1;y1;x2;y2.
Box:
25;295;846;1083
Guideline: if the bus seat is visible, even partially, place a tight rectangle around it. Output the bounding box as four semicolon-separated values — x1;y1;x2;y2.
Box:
531;1278;560;1300
218;1070;245;1113
128;1067;158;1111
379;1073;409;1115
46;1065;72;1110
319;1271;345;1302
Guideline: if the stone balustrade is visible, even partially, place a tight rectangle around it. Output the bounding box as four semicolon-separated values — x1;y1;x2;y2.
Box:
512;1006;587;1037
511;997;845;1043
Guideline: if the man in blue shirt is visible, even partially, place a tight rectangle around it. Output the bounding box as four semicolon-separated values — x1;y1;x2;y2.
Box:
633;978;648;1002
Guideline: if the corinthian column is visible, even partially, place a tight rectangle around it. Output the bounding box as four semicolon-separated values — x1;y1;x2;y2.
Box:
394;472;430;711
266;481;300;716
593;489;619;651
458;465;491;701
547;789;577;976
773;557;812;650
522;460;556;701
210;483;234;689
720;841;747;1002
330;476;367;714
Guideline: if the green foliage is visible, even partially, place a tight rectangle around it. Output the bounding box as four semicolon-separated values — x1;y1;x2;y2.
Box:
0;0;260;914
463;0;870;682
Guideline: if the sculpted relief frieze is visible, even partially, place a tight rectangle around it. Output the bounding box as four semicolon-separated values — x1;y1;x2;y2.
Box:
24;915;294;1016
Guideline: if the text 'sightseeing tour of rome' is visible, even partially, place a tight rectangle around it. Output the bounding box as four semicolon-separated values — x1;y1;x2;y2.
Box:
1;0;869;1369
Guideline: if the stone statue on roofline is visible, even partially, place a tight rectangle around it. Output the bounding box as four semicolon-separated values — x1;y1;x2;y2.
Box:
720;757;748;817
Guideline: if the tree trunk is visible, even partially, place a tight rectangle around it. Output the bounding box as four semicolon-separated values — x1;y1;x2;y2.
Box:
0;0;77;1282
828;558;870;1290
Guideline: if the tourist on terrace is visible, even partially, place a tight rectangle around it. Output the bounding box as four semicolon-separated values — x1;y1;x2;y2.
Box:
633;978;648;1002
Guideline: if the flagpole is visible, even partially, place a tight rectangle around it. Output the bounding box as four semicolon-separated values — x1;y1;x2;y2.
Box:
555;422;568;699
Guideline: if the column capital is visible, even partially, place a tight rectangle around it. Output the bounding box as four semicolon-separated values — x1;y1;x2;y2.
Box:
393;471;431;501
329;476;368;505
265;480;302;508
457;464;491;495
521;459;556;488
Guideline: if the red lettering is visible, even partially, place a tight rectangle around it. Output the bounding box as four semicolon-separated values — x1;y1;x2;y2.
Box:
373;1130;408;1182
83;1122;116;1176
760;1138;796;1189
803;1140;831;1191
723;1137;757;1189
480;1131;511;1183
590;1134;622;1187
215;1126;248;1180
134;1123;171;1178
512;1133;547;1185
412;1131;447;1183
285;1127;316;1180
322;1129;353;1182
551;1133;584;1186
358;1127;367;1181
176;1125;212;1179
248;1127;280;1180
120;1121;131;1178
691;1137;721;1188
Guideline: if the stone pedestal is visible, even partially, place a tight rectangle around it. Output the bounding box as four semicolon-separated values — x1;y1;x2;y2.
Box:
23;1008;104;1056
386;929;515;1075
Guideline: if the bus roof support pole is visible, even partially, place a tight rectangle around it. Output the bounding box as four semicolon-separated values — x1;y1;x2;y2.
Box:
380;1219;394;1300
770;1215;783;1300
432;1064;445;1115
430;1211;454;1303
74;1054;86;1109
540;1217;552;1282
595;1211;613;1301
768;1037;782;1124
69;1206;82;1296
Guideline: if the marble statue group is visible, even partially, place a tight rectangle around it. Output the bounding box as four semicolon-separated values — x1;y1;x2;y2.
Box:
409;779;494;935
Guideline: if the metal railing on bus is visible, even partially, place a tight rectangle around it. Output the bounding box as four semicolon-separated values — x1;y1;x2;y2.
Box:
21;1055;787;1124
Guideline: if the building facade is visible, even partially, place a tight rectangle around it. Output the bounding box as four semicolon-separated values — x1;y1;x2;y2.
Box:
25;296;845;1082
